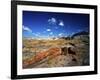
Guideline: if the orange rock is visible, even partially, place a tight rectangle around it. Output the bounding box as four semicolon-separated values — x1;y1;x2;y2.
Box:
23;47;61;68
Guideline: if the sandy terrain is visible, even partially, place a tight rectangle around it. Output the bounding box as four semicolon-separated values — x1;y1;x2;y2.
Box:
22;38;89;69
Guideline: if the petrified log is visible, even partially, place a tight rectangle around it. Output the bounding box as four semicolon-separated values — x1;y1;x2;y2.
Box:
23;47;61;68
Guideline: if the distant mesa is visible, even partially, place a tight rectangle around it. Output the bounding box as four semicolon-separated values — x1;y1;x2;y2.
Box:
57;31;89;40
71;31;89;39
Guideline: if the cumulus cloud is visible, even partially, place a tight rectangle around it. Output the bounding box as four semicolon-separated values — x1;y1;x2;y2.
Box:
58;33;63;37
23;25;32;33
48;17;65;28
46;29;51;31
59;20;64;26
48;17;57;25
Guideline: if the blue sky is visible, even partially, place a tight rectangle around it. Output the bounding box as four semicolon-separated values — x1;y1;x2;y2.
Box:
22;11;89;38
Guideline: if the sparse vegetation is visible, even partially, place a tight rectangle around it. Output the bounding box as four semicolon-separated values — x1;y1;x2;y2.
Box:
23;33;89;69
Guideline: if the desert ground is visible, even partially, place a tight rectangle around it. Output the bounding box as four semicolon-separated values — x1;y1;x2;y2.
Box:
22;37;89;69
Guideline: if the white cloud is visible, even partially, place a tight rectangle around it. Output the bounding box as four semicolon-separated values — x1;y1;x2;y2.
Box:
59;20;64;26
32;33;40;37
32;33;38;36
46;29;51;31
50;32;53;35
58;33;63;36
32;32;40;37
23;25;32;33
48;17;57;25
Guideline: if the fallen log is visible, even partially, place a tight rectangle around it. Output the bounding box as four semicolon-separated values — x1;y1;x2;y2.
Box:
23;47;61;68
